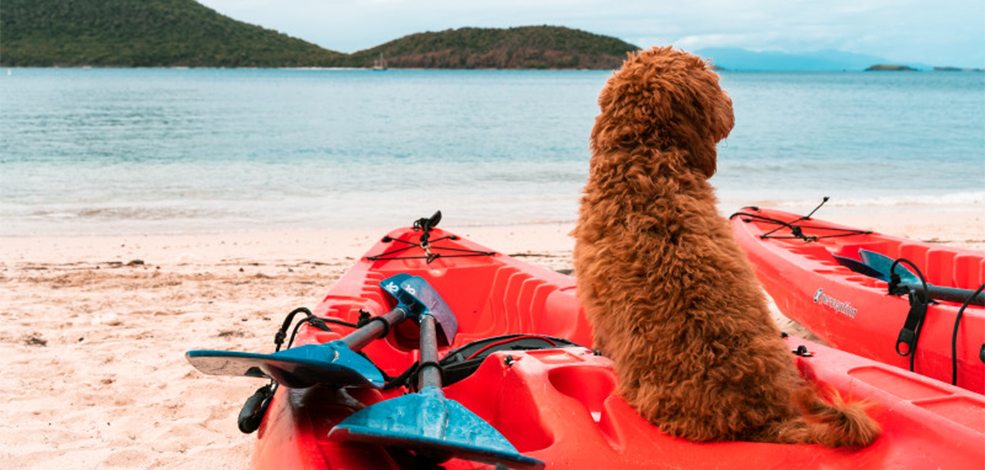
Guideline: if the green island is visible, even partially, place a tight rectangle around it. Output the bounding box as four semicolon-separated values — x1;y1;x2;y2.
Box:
1;0;639;69
865;64;918;72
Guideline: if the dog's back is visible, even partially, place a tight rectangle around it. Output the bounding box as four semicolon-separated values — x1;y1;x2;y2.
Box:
573;47;880;448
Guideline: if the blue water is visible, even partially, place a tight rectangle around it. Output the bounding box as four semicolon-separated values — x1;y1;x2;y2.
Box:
1;68;982;236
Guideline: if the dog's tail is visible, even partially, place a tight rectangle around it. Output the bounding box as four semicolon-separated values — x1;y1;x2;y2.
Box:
770;385;881;448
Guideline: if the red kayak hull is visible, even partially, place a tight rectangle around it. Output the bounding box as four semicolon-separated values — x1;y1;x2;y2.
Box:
731;207;984;394
249;225;984;469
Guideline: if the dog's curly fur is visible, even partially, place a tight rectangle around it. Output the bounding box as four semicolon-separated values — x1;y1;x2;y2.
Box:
572;47;881;447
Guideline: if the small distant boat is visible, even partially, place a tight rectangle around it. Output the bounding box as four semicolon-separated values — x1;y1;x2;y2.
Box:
372;52;387;71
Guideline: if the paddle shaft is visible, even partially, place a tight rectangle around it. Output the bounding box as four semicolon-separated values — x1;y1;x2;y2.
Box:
342;307;409;351
899;283;985;307
418;313;442;390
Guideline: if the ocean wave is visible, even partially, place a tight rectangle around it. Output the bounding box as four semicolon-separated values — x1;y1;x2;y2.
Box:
777;191;985;208
22;206;232;221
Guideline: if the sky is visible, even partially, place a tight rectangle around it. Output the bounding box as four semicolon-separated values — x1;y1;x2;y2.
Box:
197;0;985;68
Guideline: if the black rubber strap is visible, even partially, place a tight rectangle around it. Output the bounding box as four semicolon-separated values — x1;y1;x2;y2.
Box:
896;289;928;358
416;360;445;390
363;315;392;339
418;360;443;377
888;258;932;372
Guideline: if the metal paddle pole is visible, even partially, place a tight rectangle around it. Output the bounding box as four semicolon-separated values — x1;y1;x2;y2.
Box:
417;313;441;389
343;306;409;350
329;275;545;470
186;276;418;389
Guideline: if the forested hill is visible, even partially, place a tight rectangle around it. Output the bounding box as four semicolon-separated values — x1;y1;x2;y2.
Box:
1;0;640;69
344;26;640;69
0;0;344;67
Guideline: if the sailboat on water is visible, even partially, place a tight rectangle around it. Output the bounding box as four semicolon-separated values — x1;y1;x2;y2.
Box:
372;53;387;71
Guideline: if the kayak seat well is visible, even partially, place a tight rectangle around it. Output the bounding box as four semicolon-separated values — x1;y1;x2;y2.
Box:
547;362;617;425
445;347;623;455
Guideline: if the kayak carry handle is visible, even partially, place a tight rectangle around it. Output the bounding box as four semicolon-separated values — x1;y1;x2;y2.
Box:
238;383;275;434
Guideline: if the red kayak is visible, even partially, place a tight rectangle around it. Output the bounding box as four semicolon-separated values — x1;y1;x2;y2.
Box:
731;206;984;395
189;214;984;469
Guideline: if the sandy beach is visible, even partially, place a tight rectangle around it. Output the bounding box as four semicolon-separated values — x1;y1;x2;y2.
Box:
2;207;982;469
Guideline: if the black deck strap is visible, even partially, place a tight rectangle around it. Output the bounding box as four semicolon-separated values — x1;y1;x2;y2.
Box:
440;334;586;386
895;291;928;359
952;282;985;385
888;258;931;372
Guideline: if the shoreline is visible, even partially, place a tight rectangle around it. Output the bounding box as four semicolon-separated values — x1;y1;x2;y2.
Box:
1;206;982;469
5;65;985;72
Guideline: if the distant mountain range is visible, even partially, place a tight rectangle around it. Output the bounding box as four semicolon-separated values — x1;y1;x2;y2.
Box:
0;0;636;68
695;48;933;71
2;0;975;70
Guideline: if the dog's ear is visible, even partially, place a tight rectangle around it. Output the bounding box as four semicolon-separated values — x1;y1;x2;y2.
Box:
687;83;735;178
593;47;733;179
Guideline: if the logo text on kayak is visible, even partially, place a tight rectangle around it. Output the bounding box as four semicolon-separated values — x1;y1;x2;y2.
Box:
813;288;857;319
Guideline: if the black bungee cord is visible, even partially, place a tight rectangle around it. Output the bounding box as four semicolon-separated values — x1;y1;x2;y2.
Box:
951;282;985;387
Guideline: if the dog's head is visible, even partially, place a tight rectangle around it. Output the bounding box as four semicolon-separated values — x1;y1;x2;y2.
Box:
592;47;733;178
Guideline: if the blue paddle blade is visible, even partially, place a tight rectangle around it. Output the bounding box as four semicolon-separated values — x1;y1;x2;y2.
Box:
381;274;458;345
833;254;887;280
858;249;920;283
329;386;544;470
186;340;385;389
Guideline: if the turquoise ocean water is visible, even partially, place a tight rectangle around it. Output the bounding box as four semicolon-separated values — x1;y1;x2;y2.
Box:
1;68;982;236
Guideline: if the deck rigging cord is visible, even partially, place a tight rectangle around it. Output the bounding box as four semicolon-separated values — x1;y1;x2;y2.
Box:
729;197;872;242
381;334;583;391
367;211;495;263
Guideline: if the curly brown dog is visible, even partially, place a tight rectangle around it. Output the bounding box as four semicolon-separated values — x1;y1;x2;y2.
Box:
572;47;880;447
